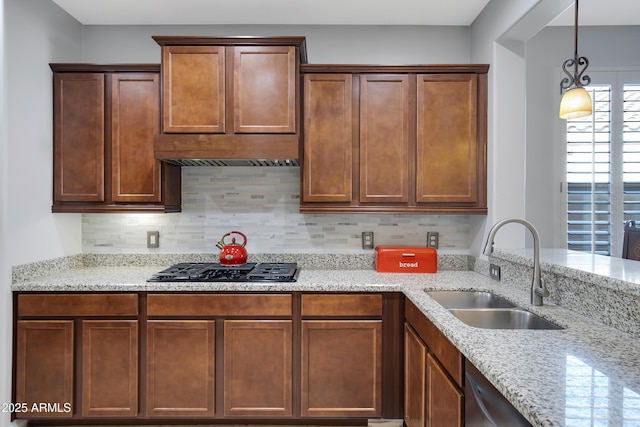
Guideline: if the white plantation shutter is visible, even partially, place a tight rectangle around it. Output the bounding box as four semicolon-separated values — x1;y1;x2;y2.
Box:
566;85;612;255
623;84;640;222
566;78;640;256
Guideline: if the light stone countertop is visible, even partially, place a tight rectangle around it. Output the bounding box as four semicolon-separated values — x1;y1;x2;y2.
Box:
11;263;640;427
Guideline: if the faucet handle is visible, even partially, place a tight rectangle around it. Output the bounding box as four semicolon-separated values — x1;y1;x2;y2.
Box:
534;282;550;298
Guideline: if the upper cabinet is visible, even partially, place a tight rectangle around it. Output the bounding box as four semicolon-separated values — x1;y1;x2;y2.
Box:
50;64;181;213
160;45;226;134
416;74;481;205
302;73;353;203
152;37;307;163
300;65;488;214
359;74;411;204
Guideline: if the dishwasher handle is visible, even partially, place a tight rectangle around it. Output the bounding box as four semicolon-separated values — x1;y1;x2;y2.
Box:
464;361;532;427
465;369;500;426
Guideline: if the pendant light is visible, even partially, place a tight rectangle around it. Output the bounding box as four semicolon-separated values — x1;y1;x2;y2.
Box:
559;0;592;119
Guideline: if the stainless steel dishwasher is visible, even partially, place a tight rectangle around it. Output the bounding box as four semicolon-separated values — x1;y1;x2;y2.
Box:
465;360;532;426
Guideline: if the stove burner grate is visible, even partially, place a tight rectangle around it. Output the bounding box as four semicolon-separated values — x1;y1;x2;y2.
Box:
148;262;298;283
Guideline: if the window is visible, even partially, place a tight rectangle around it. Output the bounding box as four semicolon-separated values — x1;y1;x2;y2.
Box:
566;74;640;256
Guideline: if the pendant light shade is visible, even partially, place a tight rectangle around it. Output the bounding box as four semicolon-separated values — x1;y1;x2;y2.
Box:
559;87;592;119
559;0;592;119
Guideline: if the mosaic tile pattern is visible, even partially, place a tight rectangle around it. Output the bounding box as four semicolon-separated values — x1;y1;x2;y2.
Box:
82;167;472;253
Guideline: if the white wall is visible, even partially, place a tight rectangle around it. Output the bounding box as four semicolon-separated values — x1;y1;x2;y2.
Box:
468;0;540;253
5;0;83;266
2;1;82;426
81;24;471;64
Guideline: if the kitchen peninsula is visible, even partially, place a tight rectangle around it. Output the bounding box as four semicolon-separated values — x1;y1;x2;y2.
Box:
11;249;640;427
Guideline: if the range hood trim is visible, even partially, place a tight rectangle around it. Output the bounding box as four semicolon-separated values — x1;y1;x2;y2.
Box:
162;159;300;167
154;133;300;166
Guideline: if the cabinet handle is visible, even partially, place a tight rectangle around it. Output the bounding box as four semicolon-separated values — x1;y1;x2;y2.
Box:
402;253;416;257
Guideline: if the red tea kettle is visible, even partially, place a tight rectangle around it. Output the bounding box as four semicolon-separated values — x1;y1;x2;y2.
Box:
216;231;248;265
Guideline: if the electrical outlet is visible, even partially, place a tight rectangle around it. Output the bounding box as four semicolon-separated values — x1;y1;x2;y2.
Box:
489;263;501;281
362;231;374;249
147;231;160;248
427;232;439;249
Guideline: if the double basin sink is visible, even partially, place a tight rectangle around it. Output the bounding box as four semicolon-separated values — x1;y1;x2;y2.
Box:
426;290;563;330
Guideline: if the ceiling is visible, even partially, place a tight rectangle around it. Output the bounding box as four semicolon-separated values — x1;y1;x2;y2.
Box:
50;0;639;27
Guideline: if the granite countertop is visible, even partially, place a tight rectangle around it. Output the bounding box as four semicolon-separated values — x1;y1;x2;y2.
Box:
11;263;640;427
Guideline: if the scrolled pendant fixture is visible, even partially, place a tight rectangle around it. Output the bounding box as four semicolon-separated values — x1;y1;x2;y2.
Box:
559;0;592;119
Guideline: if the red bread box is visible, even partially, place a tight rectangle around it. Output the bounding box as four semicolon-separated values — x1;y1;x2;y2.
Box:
375;246;437;273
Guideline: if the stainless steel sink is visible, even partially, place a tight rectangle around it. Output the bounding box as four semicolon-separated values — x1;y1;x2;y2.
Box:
425;290;564;330
448;308;563;330
426;290;517;309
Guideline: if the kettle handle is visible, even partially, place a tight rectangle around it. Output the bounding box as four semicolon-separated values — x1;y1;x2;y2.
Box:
221;231;247;247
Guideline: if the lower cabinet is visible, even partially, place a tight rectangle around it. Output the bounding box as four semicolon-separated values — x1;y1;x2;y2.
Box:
223;320;293;416
300;293;385;417
404;323;427;427
12;292;400;423
426;353;463;426
13;293;139;419
404;299;464;427
301;320;382;417
146;320;215;417
82;320;138;417
15;320;74;418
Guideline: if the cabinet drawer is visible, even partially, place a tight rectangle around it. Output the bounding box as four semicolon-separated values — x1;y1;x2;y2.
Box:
17;293;138;317
405;299;463;387
147;293;292;316
301;294;382;317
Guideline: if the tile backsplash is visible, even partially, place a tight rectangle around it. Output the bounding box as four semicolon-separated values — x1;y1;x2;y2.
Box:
82;167;472;253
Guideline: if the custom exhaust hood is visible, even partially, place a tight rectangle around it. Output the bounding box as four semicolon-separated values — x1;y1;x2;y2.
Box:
152;35;307;167
154;133;301;167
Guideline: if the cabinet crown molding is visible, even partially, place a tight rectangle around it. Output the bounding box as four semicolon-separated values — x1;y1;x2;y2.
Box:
300;64;489;74
49;63;161;73
152;36;308;63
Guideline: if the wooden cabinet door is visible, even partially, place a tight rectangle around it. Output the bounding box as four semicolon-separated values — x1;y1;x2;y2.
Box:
82;320;138;417
161;45;226;133
426;353;463;427
416;73;478;204
233;45;297;133
53;73;105;202
404;324;427;427
360;74;410;203
110;73;161;203
146;320;215;417
302;74;353;203
15;320;74;418
301;320;382;417
223;320;292;416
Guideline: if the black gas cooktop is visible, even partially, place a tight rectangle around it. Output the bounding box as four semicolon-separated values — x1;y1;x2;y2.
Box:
147;262;299;283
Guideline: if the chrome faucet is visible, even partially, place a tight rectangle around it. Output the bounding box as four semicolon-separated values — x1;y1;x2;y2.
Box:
483;218;549;306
